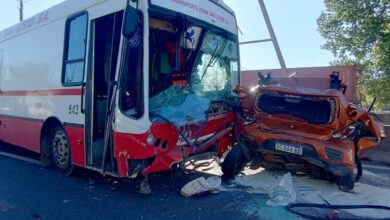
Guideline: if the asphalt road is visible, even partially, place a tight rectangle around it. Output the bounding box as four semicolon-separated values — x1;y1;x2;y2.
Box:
1;141;389;220
0;142;299;220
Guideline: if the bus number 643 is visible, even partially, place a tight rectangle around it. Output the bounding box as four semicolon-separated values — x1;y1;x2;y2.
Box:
68;104;79;115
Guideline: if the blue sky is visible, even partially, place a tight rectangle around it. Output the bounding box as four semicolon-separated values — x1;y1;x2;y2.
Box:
0;0;334;70
224;0;335;70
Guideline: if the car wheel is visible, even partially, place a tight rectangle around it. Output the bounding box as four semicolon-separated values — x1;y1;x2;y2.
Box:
338;173;355;192
222;145;246;178
51;126;74;175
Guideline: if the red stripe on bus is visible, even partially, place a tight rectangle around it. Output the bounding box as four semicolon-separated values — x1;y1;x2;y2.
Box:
0;116;42;153
0;88;82;96
0;115;86;168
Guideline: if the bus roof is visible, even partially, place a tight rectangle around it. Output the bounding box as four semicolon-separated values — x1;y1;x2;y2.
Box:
0;0;112;43
0;0;236;43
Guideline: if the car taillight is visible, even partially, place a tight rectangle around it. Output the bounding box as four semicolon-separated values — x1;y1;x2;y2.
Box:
333;125;356;139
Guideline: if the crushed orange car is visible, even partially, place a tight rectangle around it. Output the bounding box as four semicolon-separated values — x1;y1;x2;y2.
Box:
222;72;386;192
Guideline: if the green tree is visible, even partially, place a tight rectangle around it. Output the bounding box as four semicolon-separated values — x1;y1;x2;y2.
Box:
318;0;390;109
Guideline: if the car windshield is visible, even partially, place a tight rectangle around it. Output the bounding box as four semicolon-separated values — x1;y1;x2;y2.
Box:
190;32;239;101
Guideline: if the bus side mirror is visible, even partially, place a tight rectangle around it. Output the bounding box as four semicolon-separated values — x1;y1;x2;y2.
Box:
123;5;137;38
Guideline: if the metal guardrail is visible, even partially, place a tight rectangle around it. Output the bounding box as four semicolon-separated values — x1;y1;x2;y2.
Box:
373;112;390;145
373;112;390;125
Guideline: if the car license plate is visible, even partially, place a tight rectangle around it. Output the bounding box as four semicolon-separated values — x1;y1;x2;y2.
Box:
275;143;303;155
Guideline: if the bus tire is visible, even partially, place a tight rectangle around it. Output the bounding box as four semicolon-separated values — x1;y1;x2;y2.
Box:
222;145;246;178
40;132;53;168
51;126;74;175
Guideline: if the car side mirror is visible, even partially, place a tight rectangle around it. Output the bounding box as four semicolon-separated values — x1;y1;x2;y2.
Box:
123;5;138;38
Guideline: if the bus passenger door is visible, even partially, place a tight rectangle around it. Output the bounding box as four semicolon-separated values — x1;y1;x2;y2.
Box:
85;11;123;171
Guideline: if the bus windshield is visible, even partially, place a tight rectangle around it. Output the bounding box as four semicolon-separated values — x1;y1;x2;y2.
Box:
148;18;239;129
190;32;239;101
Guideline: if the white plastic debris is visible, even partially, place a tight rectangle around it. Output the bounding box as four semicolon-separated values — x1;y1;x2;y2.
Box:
266;172;296;206
180;176;221;197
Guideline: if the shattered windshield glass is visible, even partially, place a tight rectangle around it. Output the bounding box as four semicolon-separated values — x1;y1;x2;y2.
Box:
149;85;211;146
149;85;210;127
190;32;239;101
149;28;239;145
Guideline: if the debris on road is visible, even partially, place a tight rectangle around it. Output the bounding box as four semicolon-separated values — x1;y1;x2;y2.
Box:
267;172;296;206
180;176;221;197
232;165;390;219
139;177;152;195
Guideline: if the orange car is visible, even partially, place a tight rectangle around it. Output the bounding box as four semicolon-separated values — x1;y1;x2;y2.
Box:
223;72;386;191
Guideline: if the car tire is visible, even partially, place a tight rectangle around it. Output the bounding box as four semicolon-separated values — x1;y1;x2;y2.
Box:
338;173;355;192
222;145;246;178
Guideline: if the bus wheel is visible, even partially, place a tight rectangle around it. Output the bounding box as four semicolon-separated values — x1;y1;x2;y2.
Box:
51;126;74;175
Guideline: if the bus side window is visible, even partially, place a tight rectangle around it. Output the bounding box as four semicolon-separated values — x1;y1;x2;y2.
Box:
62;13;88;86
119;13;144;118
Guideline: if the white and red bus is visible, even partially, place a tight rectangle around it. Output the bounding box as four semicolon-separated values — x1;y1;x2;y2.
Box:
0;0;240;180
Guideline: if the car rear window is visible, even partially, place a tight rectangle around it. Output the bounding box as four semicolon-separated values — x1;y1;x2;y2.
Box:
257;93;336;125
